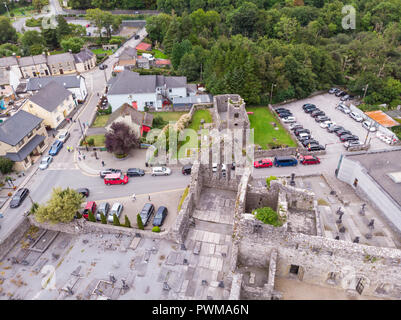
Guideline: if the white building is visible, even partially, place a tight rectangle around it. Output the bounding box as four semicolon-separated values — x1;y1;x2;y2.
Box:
106;70;189;111
26;75;88;101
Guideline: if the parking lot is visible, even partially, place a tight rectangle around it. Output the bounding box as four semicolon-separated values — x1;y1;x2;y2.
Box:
277;93;393;155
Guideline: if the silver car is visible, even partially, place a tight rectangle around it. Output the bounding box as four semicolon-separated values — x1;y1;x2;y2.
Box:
107;202;123;223
57;130;70;143
39;155;53;170
96;202;110;221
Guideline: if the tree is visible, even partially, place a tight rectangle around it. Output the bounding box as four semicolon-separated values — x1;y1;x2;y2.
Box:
0;17;18;45
171;39;192;69
20;31;45;55
124;216;131;228
61;37;85;53
88;210;96;222
253;207;283;227
274;16;300;42
137;213;144;230
42;28;59;50
0;157;14;174
105;122;140;156
33;0;49;11
178;52;199;81
86;8;104;38
34;187;83;224
100;212;107;224
56;15;71;42
113;213;121;226
145;13;173;44
227;2;259;38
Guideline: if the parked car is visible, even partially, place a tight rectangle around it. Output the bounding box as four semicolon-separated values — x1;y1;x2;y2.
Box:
320;121;335;129
134;34;140;39
273;156;298;167
335;90;347;97
139;203;155;226
39;155;53;170
99;64;107;70
100;168;121;178
127;168;145;177
302;103;316;110
152;166;172;176
340;134;359;142
336;104;351;114
300;155;320;165
349;112;363;122
329;88;339;94
253;158;273;168
304;106;317;113
302;139;319;147
341;94;351;101
336;129;352;137
76;188;89;197
277;112;293;118
344;140;364;148
362;121;377;132
48;140;63;156
96;202;110;221
311;110;325;118
104;173;129;185
327;126;344;133
294;128;310;136
83;201;97;219
282;116;296;123
315;115;331;123
107;202;123;223
298;132;312;142
56;129;70;143
10;188;29;208
182;164;192;175
289;123;303;131
308;144;325;151
275;108;290;113
153;206;168;227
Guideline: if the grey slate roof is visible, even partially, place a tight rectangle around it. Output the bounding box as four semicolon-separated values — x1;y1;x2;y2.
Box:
106;103;144;127
173;94;212;105
119;46;137;60
165;76;187;88
18;54;47;67
27;75;82;91
47;52;75;65
0;56;18;68
29;81;72;112
0;69;10;86
0;110;43;146
6;135;46;162
107;71;155;95
73;48;95;64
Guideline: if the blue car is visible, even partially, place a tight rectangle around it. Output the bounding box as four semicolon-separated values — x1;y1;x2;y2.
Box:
49;140;63;156
273;156;298;167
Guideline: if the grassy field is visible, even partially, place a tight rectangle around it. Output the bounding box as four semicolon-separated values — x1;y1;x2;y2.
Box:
49;50;65;55
91;115;110;128
188;109;212;131
152;49;168;59
150;111;187;123
84;134;105;147
2;5;35;17
246;106;297;149
91;48;113;56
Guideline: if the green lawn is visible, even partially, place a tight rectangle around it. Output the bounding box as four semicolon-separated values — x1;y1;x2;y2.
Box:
150;111;187;123
91;115;110;128
246;106;297;149
2;5;35;17
152;49;168;59
49;50;65;55
91;48;113;56
188;109;212;131
84;134;105;147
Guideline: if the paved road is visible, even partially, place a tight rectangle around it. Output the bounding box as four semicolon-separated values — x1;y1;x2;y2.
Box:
0;27;150;240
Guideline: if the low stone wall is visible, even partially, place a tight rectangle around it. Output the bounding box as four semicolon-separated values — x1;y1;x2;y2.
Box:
271;90;328;107
254;148;326;158
0;217;31;262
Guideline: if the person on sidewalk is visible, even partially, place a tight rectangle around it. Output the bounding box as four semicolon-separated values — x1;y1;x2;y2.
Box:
83;155;86;160
67;146;70;152
148;194;151;201
101;160;105;167
132;193;136;201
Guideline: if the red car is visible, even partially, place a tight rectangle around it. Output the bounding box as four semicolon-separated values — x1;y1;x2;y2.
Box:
83;201;96;219
299;155;320;165
104;173;129;185
253;158;273;168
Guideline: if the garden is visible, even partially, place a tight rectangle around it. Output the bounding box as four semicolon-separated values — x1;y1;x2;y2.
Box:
246;106;297;149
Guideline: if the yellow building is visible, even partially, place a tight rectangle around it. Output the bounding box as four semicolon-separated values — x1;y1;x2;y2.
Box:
0;110;49;171
21;81;76;129
47;52;77;76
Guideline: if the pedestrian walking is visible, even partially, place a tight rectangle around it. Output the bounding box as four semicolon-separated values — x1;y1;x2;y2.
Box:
67;146;70;152
101;160;105;167
83;155;86;160
78;149;81;155
71;146;74;152
148;194;151;201
132;193;136;201
78;156;81;161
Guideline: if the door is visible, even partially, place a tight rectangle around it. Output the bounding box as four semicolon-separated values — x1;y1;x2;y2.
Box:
60;69;64;74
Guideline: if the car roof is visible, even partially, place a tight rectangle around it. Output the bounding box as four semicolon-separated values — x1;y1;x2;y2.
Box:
112;202;121;208
104;173;123;178
85;201;96;208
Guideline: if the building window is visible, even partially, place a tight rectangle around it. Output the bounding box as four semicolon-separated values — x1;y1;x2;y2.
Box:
289;265;299;275
30;104;33;108
24;157;29;164
27;131;33;139
36;124;41;131
17;139;24;148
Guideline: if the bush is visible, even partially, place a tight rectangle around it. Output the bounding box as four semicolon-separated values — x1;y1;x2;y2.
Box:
124;216;131;228
137;213;144;230
253;207;283;227
75;212;82;219
87;138;95;146
0;157;14;174
113;214;121;226
97;105;112;115
109;38;121;46
88;211;96;222
30;202;39;215
266;176;278;189
100;212;107;224
152;226;160;233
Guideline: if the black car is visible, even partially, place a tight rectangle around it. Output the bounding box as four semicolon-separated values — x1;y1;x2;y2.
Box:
311;110;325;118
327;125;343;133
340;134;359;142
153;206;168;227
315;116;331;123
308;144;325;151
302;103;316;110
335;90;347;97
278;112;293;118
302;139;319;147
127;168;145;177
140;203;155;226
10;188;29;208
76;188;90;197
304;106;317;113
276;109;292;115
275;108;290;113
290;124;303;131
336;129;352;137
294;128;310;136
134;35;140;39
99;64;107;70
182;164;192;175
100;168;122;178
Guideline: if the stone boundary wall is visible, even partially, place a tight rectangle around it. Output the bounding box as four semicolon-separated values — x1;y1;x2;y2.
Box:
228;273;243;300
271;90;328;107
0;217;31;262
238;214;401;299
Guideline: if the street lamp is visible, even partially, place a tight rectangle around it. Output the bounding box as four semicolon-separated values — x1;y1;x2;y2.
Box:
77;118;88;151
3;2;11;19
270;83;276;104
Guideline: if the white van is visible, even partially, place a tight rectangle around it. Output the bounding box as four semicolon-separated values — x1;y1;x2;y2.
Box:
362;121;377;132
142;53;155;61
151;166;171;176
